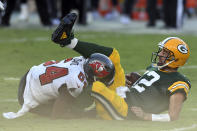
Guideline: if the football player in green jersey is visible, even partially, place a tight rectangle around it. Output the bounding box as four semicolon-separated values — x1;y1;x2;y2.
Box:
92;37;191;121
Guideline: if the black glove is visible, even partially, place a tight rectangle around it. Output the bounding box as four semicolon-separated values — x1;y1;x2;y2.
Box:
51;13;77;47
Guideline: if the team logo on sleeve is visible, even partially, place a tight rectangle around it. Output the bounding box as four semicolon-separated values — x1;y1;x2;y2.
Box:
177;44;188;54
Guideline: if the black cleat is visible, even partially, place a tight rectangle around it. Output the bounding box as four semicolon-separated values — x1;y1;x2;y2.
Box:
52;13;77;47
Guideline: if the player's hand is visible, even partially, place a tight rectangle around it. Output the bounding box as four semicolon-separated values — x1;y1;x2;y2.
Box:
130;106;151;121
125;72;141;87
51;13;77;47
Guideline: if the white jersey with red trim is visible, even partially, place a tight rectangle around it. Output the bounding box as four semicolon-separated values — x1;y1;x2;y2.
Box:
23;56;88;106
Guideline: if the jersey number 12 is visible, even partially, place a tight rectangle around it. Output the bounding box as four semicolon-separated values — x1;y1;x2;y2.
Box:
132;71;160;93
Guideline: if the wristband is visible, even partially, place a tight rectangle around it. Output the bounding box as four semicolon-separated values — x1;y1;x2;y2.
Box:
152;114;170;122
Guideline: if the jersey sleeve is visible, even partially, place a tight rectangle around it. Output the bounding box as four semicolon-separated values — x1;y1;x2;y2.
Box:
66;76;84;98
73;41;113;58
65;65;87;98
109;48;120;65
167;81;191;99
108;49;125;91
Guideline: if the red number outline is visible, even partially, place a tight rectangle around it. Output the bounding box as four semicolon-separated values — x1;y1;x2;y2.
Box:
39;66;68;86
43;61;59;66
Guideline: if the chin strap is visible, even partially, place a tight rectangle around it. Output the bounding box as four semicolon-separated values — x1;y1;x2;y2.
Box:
153;60;175;70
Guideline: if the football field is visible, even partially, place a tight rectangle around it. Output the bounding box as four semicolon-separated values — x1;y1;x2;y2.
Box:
0;28;197;131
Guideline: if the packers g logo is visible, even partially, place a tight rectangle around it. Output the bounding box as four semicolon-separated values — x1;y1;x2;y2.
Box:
177;44;188;54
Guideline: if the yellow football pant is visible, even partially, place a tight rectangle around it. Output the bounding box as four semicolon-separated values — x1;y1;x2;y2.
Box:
91;81;128;120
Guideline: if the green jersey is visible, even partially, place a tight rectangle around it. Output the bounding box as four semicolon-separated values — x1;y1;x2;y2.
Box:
126;66;191;114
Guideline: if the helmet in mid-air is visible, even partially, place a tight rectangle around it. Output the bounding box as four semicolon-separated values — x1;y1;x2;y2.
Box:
84;53;115;86
151;37;190;69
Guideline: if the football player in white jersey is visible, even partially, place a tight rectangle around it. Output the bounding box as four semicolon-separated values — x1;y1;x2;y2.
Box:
3;13;126;119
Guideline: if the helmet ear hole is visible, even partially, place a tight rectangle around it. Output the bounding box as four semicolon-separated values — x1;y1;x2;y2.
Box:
84;53;115;86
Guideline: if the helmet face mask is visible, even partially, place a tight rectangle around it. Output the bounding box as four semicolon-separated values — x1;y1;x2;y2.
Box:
84;53;115;86
151;47;175;67
151;37;190;69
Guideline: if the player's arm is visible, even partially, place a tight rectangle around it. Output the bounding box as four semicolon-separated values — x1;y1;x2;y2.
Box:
51;13;113;58
130;93;185;122
73;41;113;58
51;84;75;119
168;92;185;121
167;80;190;121
131;81;190;122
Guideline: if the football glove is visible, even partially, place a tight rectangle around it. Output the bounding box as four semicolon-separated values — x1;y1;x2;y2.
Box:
51;13;77;47
125;72;141;87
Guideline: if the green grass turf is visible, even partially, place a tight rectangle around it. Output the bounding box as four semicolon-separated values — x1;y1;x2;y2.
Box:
0;28;197;131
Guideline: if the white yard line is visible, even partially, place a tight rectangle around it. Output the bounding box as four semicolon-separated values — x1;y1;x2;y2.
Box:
0;37;49;43
0;99;18;103
190;108;197;111
161;124;197;131
0;35;109;43
3;77;20;81
34;37;49;41
181;65;197;69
